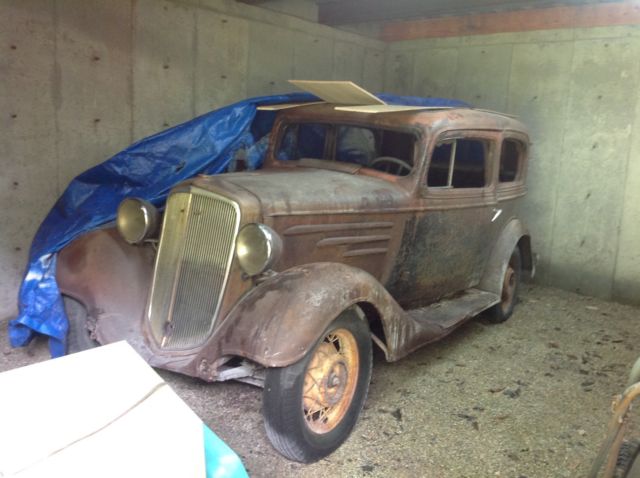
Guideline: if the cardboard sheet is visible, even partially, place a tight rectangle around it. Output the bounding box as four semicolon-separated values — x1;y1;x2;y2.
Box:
0;342;246;478
334;104;452;114
256;101;323;111
288;80;386;105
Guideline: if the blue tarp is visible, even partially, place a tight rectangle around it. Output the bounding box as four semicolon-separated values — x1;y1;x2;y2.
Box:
9;92;468;357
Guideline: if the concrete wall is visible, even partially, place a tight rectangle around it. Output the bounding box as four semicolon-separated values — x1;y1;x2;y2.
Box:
0;0;385;319
385;26;640;304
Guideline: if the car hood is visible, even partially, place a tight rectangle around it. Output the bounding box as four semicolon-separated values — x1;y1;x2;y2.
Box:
192;168;412;217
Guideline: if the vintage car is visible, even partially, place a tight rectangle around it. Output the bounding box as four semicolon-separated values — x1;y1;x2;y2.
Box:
57;102;534;463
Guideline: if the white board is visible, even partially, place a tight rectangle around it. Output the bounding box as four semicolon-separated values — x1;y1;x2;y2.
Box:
288;80;385;105
0;342;217;478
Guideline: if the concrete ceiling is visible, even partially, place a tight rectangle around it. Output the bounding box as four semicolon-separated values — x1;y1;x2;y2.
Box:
315;0;616;25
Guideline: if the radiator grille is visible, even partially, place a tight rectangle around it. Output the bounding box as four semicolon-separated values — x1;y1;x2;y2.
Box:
148;189;240;349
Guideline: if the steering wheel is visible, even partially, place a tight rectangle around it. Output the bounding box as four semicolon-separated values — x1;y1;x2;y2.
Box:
370;156;412;176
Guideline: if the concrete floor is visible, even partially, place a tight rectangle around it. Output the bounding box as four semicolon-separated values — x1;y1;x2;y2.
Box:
2;284;639;477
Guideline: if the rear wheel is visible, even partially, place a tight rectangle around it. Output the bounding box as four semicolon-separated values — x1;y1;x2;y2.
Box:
262;309;372;463
485;247;521;323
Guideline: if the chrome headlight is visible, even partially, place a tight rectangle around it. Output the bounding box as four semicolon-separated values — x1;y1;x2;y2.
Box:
116;198;159;245
236;223;282;276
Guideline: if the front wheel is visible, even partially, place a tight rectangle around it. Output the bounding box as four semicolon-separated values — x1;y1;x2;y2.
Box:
262;309;372;463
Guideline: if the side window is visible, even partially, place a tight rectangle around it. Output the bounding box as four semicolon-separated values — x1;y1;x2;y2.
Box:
427;138;488;189
277;123;328;161
499;139;524;182
336;126;415;176
336;126;377;166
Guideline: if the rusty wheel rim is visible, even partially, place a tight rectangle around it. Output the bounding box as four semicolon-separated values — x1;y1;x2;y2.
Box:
501;264;517;314
302;328;360;434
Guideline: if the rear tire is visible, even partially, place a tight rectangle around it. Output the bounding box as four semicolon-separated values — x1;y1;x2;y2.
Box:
485;247;521;323
262;309;372;463
64;296;98;353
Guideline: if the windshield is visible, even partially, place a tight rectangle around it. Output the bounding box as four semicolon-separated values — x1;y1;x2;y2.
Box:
276;122;416;176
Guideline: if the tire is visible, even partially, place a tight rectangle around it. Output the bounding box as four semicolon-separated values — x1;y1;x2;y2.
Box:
64;296;98;354
485;247;521;323
262;309;372;463
615;439;640;478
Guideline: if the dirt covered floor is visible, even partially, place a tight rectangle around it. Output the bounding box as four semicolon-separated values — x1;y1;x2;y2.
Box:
2;284;640;477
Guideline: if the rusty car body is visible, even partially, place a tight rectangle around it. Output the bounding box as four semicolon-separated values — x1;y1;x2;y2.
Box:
57;103;534;462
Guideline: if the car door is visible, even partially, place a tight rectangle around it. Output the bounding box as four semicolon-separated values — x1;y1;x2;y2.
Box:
386;130;500;309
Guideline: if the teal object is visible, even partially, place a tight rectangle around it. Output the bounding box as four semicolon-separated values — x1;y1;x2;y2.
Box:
203;424;248;478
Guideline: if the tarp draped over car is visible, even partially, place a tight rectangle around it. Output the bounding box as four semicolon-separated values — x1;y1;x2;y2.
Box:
8;93;469;357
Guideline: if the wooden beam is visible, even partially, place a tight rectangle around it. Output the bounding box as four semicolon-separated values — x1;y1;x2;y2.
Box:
319;0;595;27
381;2;640;41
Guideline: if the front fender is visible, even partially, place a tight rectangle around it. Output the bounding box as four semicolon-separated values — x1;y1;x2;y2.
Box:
56;228;157;357
479;218;533;295
208;263;405;368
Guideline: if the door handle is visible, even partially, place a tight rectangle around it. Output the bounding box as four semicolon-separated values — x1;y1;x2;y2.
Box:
491;208;502;222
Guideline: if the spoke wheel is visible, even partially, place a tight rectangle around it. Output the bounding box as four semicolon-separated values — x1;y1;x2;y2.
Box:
485;247;521;323
302;329;359;434
500;264;517;315
263;310;372;463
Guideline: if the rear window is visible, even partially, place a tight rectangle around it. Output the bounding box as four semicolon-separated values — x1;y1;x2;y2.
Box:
427;138;488;188
499;139;525;182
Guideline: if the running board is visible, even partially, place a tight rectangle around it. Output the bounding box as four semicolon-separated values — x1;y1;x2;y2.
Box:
406;289;500;330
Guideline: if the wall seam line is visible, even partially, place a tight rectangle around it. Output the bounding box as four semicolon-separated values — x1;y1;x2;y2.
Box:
52;0;61;197
545;30;576;285
129;0;135;144
191;8;198;118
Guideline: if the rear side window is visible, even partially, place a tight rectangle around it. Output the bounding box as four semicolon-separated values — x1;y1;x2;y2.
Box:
427;138;488;188
499;139;525;182
277;123;328;161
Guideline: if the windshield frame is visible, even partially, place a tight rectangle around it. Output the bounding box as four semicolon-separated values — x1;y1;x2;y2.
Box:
266;118;425;185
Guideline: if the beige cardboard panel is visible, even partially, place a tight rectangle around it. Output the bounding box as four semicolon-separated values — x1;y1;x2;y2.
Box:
334;105;446;113
257;102;323;111
289;80;384;105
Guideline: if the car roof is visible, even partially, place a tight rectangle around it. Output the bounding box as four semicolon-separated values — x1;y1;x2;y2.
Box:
275;102;529;137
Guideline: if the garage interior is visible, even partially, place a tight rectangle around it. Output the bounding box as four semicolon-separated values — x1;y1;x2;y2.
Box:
1;0;640;476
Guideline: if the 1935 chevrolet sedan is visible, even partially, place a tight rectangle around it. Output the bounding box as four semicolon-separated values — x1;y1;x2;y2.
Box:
57;102;534;462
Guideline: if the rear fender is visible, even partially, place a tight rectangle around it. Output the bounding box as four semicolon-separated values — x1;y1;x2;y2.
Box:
479;218;534;295
208;263;406;368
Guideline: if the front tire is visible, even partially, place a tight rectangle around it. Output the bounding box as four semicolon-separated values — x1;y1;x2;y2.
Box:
262;309;372;463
